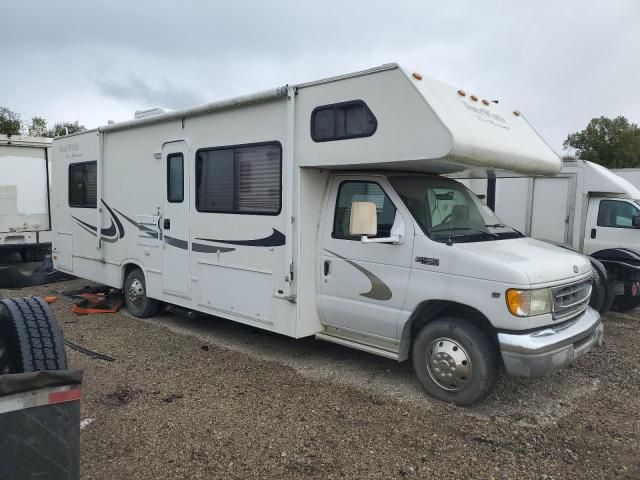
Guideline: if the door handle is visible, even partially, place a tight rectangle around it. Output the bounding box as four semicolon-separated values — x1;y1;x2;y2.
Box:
591;228;596;239
323;260;331;276
164;218;171;230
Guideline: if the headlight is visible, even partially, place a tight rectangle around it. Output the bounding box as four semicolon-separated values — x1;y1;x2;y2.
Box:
506;288;553;317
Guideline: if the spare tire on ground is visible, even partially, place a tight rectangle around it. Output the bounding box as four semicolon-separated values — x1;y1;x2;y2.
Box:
0;297;67;374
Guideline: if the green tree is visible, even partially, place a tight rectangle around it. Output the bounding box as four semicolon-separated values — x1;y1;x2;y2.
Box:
49;120;86;137
28;116;49;137
0;107;22;136
563;116;640;168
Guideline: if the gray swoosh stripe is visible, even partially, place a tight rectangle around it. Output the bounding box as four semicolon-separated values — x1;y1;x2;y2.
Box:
114;208;159;239
324;249;392;301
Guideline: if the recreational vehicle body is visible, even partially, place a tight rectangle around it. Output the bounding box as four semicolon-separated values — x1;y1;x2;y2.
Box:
51;64;602;405
0;135;52;261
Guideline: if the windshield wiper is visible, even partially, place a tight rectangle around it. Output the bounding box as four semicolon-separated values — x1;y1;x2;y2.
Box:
485;224;524;237
432;226;499;244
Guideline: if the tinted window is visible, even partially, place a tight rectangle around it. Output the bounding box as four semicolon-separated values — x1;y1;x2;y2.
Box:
311;100;377;142
333;181;396;239
597;200;640;228
167;153;184;203
196;142;281;214
68;161;97;208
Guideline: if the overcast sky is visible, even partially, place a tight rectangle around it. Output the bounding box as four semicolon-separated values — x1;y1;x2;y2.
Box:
1;1;638;152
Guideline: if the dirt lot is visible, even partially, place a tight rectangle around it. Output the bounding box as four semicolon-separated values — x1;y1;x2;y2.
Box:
2;278;639;479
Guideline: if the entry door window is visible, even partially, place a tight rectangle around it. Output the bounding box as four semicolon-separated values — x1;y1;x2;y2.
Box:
332;181;396;240
167;153;184;203
597;200;639;228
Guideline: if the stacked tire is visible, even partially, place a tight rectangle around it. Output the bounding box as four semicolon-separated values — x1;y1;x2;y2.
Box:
0;297;67;374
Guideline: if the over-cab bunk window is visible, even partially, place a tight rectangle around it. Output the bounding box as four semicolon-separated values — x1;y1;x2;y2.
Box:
68;161;97;208
195;142;282;215
311;100;377;142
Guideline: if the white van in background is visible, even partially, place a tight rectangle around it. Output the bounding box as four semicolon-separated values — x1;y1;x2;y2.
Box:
51;64;602;405
0;135;52;261
612;168;640;191
458;159;640;312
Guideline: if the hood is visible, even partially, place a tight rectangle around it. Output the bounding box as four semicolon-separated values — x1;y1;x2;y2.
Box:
456;237;592;285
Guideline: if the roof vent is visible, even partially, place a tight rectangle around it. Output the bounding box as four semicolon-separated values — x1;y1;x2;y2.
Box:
134;108;170;119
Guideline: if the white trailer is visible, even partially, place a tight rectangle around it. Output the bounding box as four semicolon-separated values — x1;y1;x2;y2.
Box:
459;159;640;311
0;135;52;261
51;64;602;405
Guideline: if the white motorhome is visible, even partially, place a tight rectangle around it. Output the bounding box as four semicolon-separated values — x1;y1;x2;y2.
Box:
460;159;640;311
51;64;602;405
0;135;52;261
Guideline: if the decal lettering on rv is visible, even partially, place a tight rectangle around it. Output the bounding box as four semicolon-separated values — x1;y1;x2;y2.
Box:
462;102;509;130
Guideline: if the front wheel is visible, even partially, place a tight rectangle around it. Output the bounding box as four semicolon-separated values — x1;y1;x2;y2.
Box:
412;318;498;406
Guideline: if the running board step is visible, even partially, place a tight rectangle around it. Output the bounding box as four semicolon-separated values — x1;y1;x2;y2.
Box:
315;333;399;360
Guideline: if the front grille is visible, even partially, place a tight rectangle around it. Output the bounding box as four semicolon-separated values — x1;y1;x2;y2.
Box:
551;278;592;320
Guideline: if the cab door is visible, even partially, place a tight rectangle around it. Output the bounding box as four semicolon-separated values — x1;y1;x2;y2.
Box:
161;141;191;298
585;197;640;255
319;176;413;342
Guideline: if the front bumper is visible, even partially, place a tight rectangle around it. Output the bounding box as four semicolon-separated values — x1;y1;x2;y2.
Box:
498;307;603;378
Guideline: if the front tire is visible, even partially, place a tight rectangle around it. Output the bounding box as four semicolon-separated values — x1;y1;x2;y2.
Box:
124;269;162;318
412;318;498;406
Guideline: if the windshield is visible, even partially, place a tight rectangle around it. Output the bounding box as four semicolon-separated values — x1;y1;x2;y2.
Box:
388;175;523;243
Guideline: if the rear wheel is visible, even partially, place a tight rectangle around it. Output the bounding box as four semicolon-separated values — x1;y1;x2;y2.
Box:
412;318;498;406
0;296;67;373
124;269;162;318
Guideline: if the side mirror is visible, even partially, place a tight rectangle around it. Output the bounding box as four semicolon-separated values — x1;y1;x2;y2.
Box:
361;212;405;245
349;202;378;236
633;215;640;228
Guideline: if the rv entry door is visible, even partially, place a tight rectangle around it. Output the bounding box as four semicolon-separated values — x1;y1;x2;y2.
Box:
162;141;191;298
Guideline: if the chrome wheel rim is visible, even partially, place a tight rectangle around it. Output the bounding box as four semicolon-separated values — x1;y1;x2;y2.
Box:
127;279;145;310
426;337;472;391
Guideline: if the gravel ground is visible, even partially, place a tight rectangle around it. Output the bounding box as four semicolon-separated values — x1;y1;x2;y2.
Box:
2;278;639;479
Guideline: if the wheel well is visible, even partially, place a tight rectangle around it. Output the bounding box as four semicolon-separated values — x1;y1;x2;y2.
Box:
398;300;498;362
121;263;142;289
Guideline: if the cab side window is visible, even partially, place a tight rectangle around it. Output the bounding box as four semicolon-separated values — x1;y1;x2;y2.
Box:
332;181;396;240
597;200;640;228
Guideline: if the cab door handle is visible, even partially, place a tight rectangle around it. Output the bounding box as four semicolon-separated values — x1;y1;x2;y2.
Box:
323;260;331;276
591;228;596;239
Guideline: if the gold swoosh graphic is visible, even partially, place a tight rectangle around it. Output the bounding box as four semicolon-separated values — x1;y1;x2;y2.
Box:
324;249;392;301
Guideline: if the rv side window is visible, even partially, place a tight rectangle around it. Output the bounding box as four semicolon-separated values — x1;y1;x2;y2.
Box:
196;142;281;215
68;161;97;208
167;153;184;203
311;100;377;142
332;181;396;240
597;200;640;228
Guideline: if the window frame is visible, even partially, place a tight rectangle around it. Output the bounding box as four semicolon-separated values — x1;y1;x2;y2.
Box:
68;160;97;209
166;153;184;203
310;99;378;143
331;179;397;241
194;140;283;216
597;199;640;229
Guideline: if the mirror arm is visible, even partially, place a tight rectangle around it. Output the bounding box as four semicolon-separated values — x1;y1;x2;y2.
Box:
361;234;403;245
